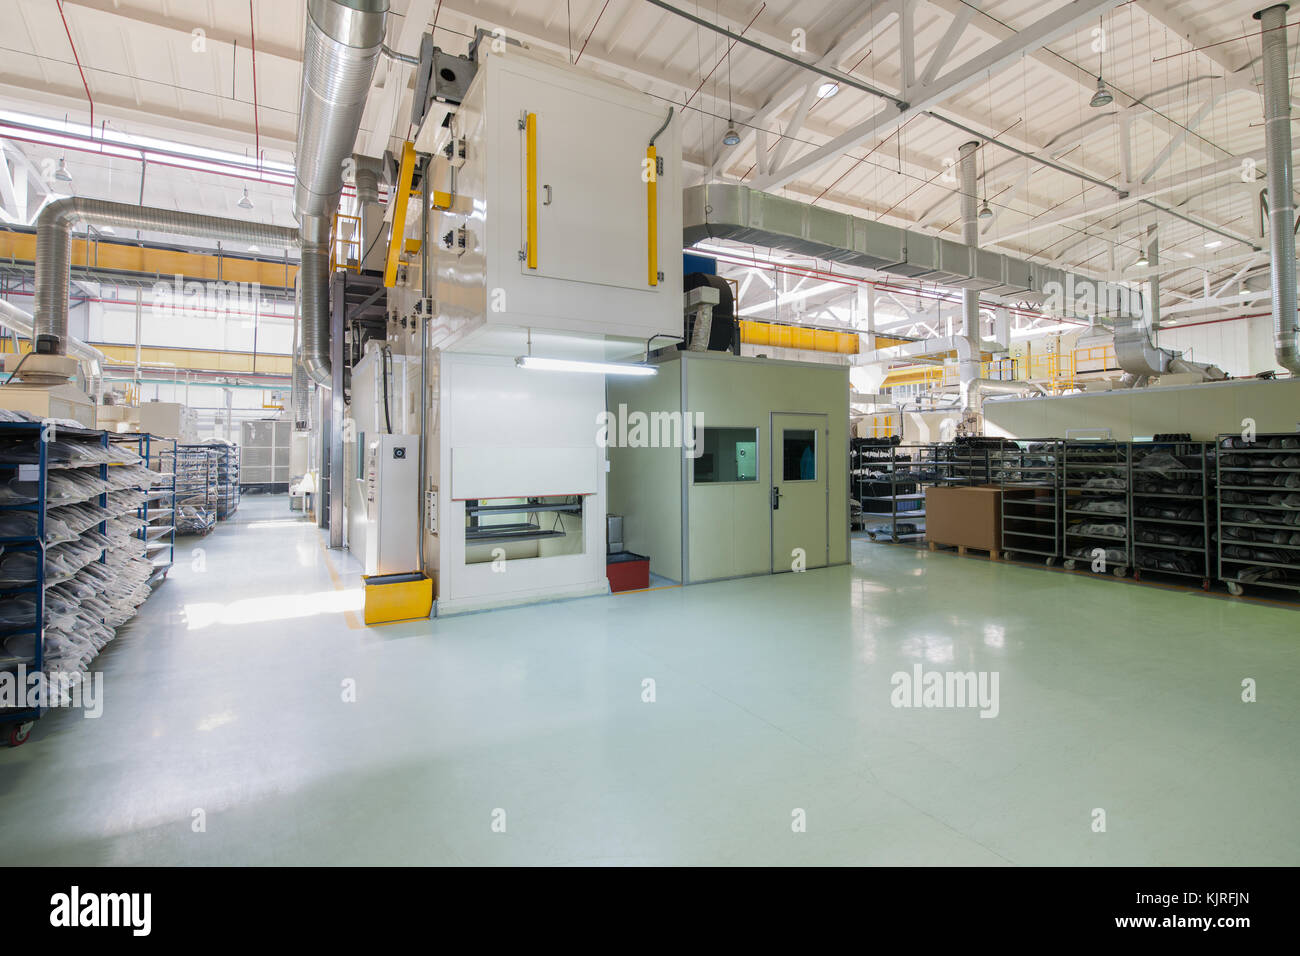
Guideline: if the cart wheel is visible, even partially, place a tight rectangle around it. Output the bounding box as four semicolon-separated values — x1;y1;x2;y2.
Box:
1063;559;1076;570
1045;556;1056;567
1227;581;1243;596
6;722;32;747
1113;566;1128;578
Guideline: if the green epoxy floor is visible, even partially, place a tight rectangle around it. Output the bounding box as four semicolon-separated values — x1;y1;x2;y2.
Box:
2;495;1297;865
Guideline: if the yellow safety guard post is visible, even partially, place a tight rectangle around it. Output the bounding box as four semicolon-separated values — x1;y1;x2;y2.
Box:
362;572;433;625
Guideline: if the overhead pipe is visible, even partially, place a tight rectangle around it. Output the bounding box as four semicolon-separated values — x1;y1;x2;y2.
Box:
32;197;297;354
957;142;982;397
1256;4;1300;374
295;0;389;387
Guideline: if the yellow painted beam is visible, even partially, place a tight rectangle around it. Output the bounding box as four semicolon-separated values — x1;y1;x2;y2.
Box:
384;140;418;288
738;319;859;355
525;113;538;270
647;144;658;286
0;230;296;287
94;344;291;376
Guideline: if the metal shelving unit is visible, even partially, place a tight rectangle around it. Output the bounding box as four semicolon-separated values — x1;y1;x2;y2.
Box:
112;434;176;585
855;443;968;542
1131;440;1215;590
0;420;53;747
999;440;1063;565
207;442;240;520
1062;440;1132;577
170;445;217;535
1216;432;1300;597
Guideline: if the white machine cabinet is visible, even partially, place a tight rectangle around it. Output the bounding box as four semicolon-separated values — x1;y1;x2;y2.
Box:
427;46;682;355
364;434;420;576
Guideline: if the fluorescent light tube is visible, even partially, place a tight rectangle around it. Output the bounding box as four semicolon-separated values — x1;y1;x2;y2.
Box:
515;356;657;376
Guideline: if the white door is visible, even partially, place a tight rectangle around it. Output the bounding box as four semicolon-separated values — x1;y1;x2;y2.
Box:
771;413;829;573
518;77;654;291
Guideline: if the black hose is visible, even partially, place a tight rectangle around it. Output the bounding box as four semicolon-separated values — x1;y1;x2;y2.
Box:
381;346;393;435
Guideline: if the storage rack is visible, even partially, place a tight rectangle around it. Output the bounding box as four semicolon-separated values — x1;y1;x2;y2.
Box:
170;444;217;535
1062;440;1132;577
208;442;240;520
999;440;1064;565
0;420;52;746
1216;432;1300;597
949;438;1024;486
112;434;176;586
1131;440;1215;590
1;421;161;746
855;443;970;542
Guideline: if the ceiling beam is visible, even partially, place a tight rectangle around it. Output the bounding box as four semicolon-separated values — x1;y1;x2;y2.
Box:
754;0;1126;191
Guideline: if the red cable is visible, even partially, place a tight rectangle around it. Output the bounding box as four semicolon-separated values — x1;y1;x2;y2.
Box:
574;0;611;65
55;0;94;134
684;3;766;109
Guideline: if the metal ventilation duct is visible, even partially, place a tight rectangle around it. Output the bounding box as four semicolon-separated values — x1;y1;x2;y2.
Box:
683;183;1141;317
1256;4;1300;374
295;0;389;387
32;197;297;354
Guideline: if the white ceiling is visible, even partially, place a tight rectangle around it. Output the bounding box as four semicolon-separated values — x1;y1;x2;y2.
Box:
0;0;1295;313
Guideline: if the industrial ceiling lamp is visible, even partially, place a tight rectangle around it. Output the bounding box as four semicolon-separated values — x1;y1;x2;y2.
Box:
721;24;741;147
516;356;658;376
1090;77;1114;108
237;186;254;210
54;156;73;182
978;199;994;221
1134;249;1149;268
1090;16;1113;108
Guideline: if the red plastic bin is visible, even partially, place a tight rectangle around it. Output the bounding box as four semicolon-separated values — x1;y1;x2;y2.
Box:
606;551;650;592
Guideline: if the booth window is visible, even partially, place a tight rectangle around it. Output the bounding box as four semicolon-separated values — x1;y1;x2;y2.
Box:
693;427;758;483
782;430;817;481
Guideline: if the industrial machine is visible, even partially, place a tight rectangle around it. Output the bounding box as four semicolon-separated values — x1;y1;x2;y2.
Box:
363;433;420;577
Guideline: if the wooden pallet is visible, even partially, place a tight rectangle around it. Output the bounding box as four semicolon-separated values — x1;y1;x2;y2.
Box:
927;540;1000;560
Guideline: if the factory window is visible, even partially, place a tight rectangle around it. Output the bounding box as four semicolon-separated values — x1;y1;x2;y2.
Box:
782;430;817;481
693;427;759;483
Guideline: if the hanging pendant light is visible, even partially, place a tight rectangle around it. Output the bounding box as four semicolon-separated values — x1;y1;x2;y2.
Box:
54;156;73;182
721;23;740;147
1090;77;1114;108
978;199;994;221
238;186;254;210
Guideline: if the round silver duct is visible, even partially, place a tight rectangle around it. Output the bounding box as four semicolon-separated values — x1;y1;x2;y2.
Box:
33;197;297;354
295;0;389;386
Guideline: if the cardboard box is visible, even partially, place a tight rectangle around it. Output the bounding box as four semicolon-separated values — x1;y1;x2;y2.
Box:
925;485;1003;551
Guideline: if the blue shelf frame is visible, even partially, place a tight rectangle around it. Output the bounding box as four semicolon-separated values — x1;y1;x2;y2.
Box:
110;433;177;585
1;421;109;734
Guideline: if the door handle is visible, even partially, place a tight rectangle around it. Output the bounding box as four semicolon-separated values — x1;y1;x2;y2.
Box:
771;486;781;510
543;184;553;205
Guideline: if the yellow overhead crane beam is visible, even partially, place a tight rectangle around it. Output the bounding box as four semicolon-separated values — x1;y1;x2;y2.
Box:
0;230;297;288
